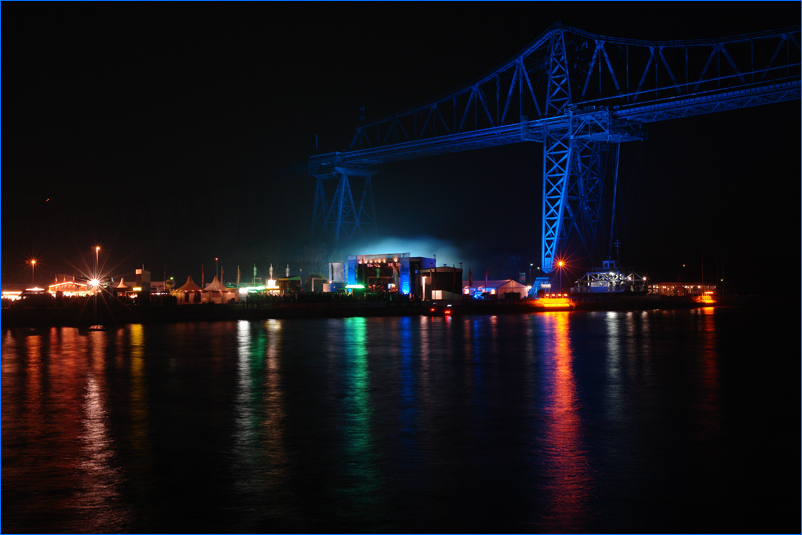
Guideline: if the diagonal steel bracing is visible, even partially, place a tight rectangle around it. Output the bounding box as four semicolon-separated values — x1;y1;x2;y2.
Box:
310;24;799;258
310;155;378;242
541;127;572;273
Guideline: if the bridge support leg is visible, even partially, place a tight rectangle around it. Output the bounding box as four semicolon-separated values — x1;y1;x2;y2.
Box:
568;140;607;263
357;175;378;237
542;127;572;274
312;172;378;242
542;131;614;273
311;176;329;236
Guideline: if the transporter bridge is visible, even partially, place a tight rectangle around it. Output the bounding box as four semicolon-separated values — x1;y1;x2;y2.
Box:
309;23;800;273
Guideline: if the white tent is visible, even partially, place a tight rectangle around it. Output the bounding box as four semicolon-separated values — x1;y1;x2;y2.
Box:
202;276;239;304
204;276;225;292
463;279;527;298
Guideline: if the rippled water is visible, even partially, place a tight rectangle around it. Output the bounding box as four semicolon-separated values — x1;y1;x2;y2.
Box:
2;307;797;533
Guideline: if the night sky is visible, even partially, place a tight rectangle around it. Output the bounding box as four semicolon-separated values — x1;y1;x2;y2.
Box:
3;2;799;293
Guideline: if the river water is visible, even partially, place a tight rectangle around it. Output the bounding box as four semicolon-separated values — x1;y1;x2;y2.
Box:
2;306;797;533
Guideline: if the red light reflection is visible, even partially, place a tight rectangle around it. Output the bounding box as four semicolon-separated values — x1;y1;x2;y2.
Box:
539;312;593;531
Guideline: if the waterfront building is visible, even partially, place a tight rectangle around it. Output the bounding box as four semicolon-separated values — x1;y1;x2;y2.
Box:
421;265;463;300
648;282;718;297
336;253;440;298
47;280;91;298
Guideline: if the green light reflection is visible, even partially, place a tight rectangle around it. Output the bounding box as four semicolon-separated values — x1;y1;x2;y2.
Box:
339;317;382;523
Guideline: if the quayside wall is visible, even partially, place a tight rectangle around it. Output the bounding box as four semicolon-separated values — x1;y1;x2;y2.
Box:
0;295;758;328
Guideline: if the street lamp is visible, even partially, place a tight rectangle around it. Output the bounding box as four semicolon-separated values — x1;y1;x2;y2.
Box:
215;258;219;281
558;260;565;291
30;259;36;286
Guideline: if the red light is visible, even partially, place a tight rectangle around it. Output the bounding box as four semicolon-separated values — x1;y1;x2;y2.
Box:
444;309;451;314
430;308;435;312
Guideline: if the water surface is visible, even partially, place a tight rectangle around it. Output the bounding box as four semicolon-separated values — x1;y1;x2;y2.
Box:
2;307;797;533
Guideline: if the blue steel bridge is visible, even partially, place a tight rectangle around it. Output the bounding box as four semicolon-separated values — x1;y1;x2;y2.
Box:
309;23;800;274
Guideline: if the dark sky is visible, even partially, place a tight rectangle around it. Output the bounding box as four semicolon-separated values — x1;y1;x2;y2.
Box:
3;2;799;292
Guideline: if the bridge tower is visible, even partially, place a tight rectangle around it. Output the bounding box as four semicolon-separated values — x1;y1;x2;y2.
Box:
534;27;645;273
310;154;378;242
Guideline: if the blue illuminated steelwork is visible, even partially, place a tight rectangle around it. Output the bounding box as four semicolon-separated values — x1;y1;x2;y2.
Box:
311;24;800;266
311;160;378;242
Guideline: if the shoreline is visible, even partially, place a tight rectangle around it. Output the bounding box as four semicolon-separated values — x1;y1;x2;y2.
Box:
0;294;782;328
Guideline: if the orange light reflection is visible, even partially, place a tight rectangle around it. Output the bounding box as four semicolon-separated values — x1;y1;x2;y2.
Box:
540;311;593;532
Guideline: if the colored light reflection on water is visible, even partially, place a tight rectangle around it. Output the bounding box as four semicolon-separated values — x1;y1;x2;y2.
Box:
1;306;796;533
537;311;593;532
336;317;383;524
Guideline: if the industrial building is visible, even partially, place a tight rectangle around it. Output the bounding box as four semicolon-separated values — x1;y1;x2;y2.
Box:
330;253;465;299
647;282;718;297
420;265;463;300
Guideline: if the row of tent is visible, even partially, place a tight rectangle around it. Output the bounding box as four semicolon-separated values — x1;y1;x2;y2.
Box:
173;276;238;304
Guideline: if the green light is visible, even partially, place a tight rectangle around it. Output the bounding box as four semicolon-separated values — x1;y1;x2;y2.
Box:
346;284;365;289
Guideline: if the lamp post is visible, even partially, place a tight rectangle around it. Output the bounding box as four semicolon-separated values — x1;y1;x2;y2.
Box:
95;246;100;275
529;263;533;284
215;258;219;281
558;260;564;292
30;259;36;286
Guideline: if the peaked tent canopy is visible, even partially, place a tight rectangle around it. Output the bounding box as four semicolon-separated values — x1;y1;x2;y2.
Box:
176;276;203;292
204;276;225;292
115;278;129;289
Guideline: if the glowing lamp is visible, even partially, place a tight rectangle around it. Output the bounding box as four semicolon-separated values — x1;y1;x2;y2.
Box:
533;296;572;308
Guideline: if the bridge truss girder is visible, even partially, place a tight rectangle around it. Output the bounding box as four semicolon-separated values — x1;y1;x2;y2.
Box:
347;25;798;152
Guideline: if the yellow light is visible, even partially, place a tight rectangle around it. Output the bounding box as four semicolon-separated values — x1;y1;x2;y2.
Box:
535;297;572;308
